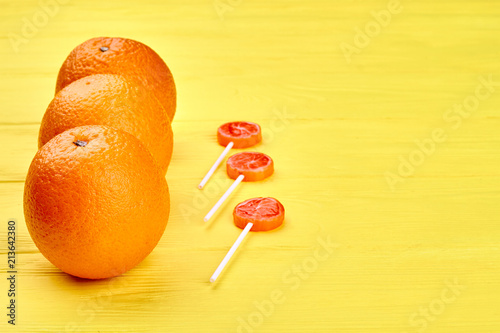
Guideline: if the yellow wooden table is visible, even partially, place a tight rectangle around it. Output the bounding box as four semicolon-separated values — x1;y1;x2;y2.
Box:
1;0;500;332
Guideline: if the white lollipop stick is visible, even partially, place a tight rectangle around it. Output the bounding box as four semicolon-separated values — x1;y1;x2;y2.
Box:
198;142;234;189
204;174;244;222
210;222;253;283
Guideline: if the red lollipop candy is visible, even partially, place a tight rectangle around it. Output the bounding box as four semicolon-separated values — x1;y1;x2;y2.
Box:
210;197;285;283
226;152;274;181
233;197;284;231
217;121;262;148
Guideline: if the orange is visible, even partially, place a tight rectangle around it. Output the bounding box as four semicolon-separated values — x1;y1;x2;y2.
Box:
39;74;173;175
217;121;262;148
226;152;274;181
55;37;176;121
233;197;285;231
24;125;170;279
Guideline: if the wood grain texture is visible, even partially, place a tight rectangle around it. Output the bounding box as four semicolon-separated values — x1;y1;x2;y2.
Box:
1;0;500;332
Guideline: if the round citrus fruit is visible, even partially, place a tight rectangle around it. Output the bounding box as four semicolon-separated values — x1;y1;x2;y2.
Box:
39;74;173;175
24;125;170;279
55;37;176;121
217;121;262;148
234;197;285;231
226;152;274;181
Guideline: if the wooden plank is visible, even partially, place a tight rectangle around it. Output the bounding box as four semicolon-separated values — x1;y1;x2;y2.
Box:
1;0;500;332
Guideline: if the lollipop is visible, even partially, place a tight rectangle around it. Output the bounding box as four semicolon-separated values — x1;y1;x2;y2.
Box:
210;197;285;283
198;121;261;189
217;121;262;148
204;152;274;222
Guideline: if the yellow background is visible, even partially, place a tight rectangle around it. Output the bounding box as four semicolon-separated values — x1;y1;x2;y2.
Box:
1;0;500;332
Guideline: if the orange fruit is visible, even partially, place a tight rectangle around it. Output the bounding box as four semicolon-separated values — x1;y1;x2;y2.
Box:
55;37;176;121
217;121;262;148
226;152;274;181
234;197;285;231
39;74;173;175
24;125;170;279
